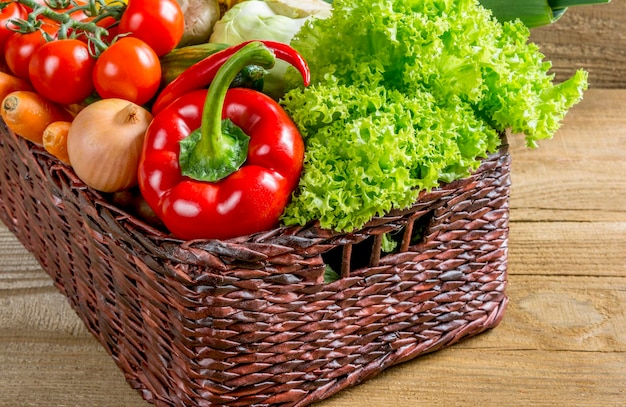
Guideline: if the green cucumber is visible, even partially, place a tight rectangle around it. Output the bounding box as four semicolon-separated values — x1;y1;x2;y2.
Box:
160;43;266;92
160;43;230;86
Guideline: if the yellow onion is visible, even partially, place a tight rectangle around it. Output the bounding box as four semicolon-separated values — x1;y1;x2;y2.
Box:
67;98;153;193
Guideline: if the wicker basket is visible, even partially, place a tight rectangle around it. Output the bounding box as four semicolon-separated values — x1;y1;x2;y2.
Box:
0;121;510;407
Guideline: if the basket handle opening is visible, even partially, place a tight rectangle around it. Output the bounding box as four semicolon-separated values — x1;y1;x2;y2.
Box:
399;209;434;252
321;239;373;280
321;210;435;280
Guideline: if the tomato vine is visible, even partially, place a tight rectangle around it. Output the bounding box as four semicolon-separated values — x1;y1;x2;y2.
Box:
9;0;126;55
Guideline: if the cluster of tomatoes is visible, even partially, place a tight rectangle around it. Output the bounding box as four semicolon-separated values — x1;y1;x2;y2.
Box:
0;0;184;106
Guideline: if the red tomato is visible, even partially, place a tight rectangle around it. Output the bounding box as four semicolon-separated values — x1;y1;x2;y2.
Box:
29;39;95;105
92;37;161;105
0;2;27;52
118;0;184;56
4;23;58;79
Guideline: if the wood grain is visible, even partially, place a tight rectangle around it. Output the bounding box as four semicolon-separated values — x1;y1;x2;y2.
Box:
320;349;626;407
530;1;626;88
508;89;626;222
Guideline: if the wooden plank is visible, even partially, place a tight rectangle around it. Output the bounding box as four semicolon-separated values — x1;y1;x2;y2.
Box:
0;341;146;407
0;232;43;274
320;348;626;407
508;222;626;278
508;89;626;222
471;275;626;353
530;1;626;89
2;341;624;407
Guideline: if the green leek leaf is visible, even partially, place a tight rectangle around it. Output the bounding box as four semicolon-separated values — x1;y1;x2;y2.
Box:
479;0;611;28
479;0;558;27
549;0;610;8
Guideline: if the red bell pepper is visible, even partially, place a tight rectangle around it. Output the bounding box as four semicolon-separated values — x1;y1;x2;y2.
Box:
138;42;307;240
151;40;311;115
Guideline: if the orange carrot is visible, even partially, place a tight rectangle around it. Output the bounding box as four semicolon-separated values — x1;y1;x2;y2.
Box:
43;120;72;164
0;71;33;102
1;90;73;144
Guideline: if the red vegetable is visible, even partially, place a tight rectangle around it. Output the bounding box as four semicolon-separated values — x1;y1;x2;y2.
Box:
118;0;184;57
4;24;57;79
151;40;311;115
0;2;27;51
92;37;161;105
29;38;95;105
138;42;307;240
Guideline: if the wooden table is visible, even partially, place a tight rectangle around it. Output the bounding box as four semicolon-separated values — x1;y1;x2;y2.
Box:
1;87;624;406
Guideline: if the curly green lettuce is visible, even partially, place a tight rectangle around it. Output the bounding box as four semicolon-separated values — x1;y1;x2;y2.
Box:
280;0;588;232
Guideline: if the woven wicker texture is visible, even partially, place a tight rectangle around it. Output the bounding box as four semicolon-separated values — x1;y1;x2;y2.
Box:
0;122;510;407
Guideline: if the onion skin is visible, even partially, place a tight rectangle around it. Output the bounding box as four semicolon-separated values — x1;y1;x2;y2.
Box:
67;98;153;193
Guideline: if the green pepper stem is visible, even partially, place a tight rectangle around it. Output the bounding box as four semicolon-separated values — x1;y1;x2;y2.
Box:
178;42;276;182
199;42;276;157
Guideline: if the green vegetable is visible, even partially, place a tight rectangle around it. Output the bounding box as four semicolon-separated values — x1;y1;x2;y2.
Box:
159;42;266;91
323;265;340;283
479;0;558;27
280;0;588;232
209;0;329;97
381;234;398;254
479;0;610;28
210;1;308;45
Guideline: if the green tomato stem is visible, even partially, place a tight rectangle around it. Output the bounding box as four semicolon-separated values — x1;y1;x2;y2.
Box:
14;0;125;54
16;0;82;24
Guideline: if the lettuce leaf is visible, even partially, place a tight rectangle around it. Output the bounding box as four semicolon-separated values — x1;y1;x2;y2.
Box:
280;0;587;231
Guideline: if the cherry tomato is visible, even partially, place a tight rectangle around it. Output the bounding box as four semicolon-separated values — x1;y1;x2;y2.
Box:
92;37;161;105
29;39;95;105
4;23;58;79
118;0;184;56
0;2;27;52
